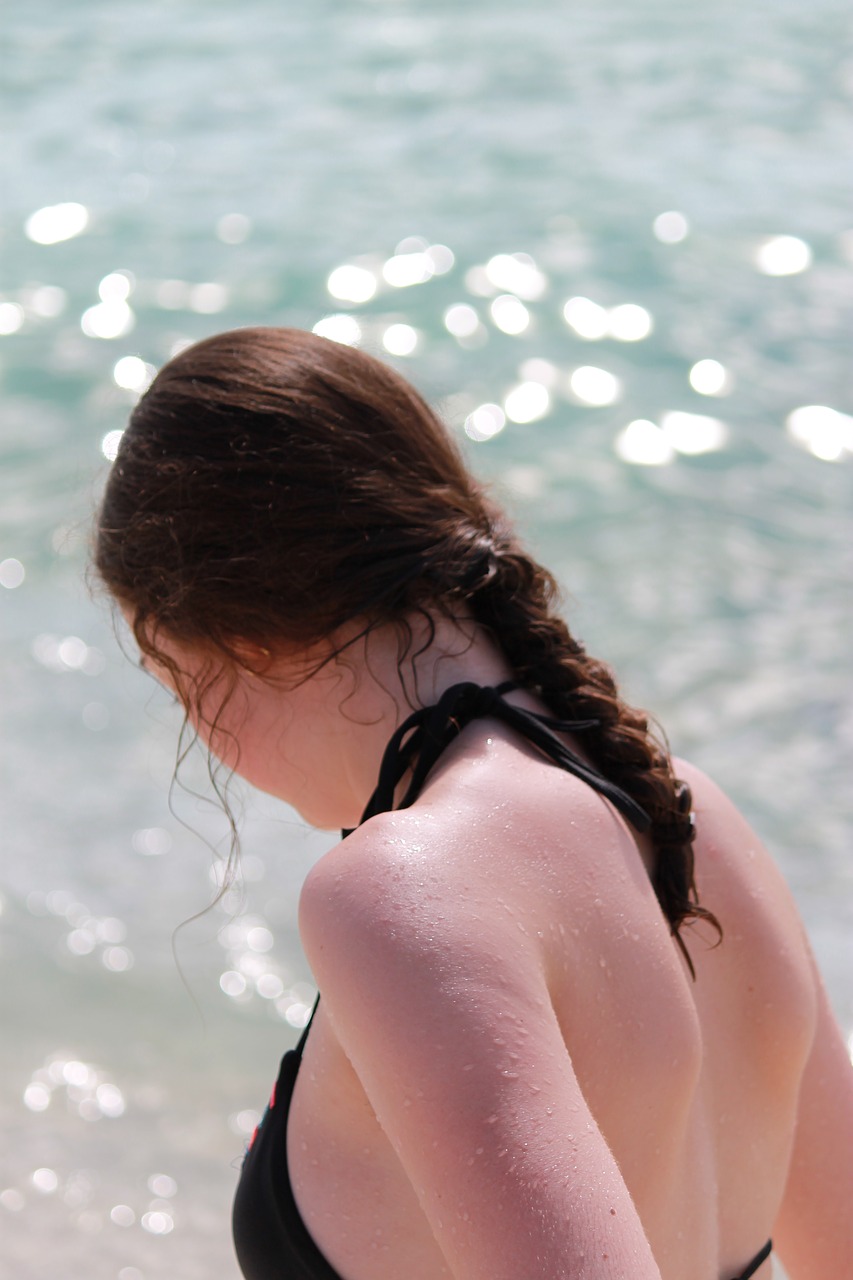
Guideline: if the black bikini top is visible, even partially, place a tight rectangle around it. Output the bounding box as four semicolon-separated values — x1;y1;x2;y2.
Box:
232;680;772;1280
354;679;650;831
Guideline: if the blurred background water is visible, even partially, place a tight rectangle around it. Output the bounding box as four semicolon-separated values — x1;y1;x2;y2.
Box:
1;1;851;1276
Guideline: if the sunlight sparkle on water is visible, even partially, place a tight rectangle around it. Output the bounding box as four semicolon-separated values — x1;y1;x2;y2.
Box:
519;358;559;387
569;366;620;406
313;314;362;345
563;297;609;340
220;971;248;998
141;1211;174;1235
0;302;25;335
382;252;434;288
278;999;314;1029
504;382;550;424
755;235;812;276
0;559;25;589
490;295;530;335
132;827;172;856
189;282;228;314
25;202;89;245
653;211;689;244
26;284;67;317
689;359;730;396
424;243;455;274
156;280;191;309
615;420;675;467
660;411;728;454
230;1109;261;1137
787;405;853;461
464;404;506;442
33;1169;59;1194
327;264;377;304
484;253;547;300
82;302;134;340
216;213;252;244
444;304;480;338
247;926;274;953
382;323;418;356
102;430;124;461
114;356;156;392
99;273;133;303
608;304;653;342
148;1174;177;1198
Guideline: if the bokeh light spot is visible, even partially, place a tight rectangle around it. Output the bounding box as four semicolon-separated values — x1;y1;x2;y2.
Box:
615;420;675;466
382;324;418;356
0;302;25;335
562;297;608;340
661;411;728;455
25;202;89;245
689;359;730;396
787;405;853;461
327;264;377;304
0;559;25;589
755;235;812;276
484;253;547;300
608;303;653;341
102;430;124;461
464;404;506;442
189;282;228;313
504;382;550;424
81;302;134;340
216;213;251;244
653;211;689;244
32;1168;59;1194
382;252;434;288
490;295;530;335
312;314;361;345
113;356;155;392
444;304;480;338
569;366;620;406
98;273;133;303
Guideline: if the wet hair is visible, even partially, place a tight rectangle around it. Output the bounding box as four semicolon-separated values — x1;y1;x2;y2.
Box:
95;326;721;969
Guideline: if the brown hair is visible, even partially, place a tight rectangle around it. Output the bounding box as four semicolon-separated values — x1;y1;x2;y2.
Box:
95;326;720;969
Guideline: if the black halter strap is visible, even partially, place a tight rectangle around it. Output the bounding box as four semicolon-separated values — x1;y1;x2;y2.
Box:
351;681;651;833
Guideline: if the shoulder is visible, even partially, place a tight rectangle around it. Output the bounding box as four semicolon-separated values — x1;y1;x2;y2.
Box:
298;806;547;1013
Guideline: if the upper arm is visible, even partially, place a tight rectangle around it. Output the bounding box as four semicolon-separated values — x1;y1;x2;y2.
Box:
773;948;853;1276
299;831;662;1280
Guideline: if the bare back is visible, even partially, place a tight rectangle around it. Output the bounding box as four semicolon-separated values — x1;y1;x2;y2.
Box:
291;715;832;1280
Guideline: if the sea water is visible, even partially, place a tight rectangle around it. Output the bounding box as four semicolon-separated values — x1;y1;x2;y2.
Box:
1;1;851;1276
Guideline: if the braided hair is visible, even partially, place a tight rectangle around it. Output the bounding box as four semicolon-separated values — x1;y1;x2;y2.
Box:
96;326;721;970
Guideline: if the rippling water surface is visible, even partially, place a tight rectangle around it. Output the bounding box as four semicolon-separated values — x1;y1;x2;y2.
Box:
2;2;852;1276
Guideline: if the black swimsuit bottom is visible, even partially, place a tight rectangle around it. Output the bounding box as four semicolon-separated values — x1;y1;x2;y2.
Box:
232;682;773;1280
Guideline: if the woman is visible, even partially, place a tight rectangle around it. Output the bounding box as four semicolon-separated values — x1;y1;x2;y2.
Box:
95;327;852;1280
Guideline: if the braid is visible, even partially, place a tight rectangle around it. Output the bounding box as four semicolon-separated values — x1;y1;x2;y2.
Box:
461;520;721;976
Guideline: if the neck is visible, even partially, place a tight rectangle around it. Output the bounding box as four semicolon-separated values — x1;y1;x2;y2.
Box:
329;611;515;825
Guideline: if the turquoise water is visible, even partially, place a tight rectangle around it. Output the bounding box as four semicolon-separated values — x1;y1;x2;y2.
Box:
1;3;851;1276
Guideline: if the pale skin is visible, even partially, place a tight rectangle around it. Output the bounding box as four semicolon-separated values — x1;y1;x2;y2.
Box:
140;612;853;1280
